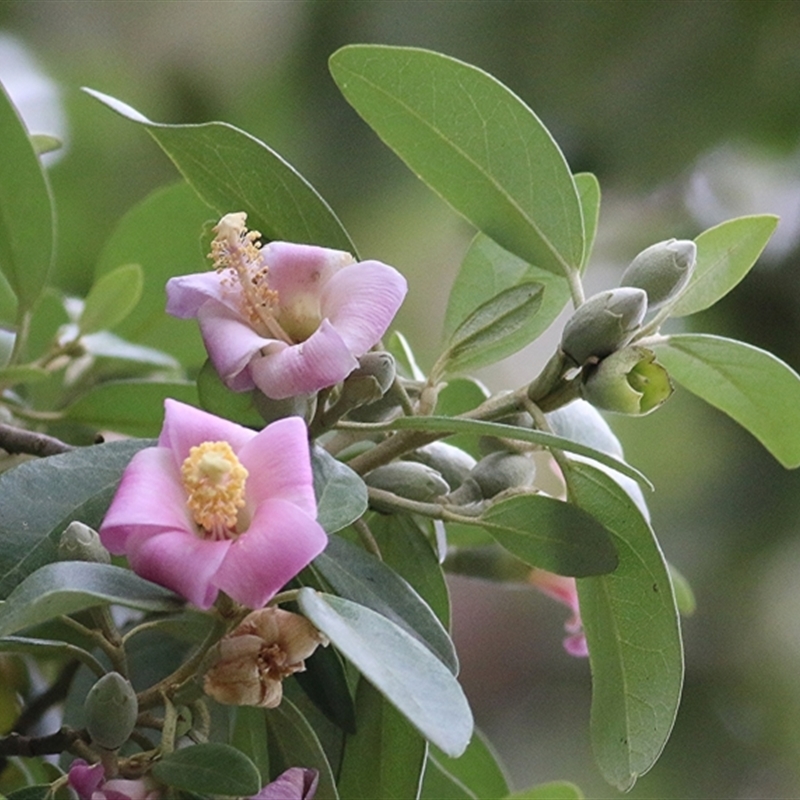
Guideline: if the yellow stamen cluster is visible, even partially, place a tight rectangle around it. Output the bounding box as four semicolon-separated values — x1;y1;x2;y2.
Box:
181;441;249;540
208;212;291;343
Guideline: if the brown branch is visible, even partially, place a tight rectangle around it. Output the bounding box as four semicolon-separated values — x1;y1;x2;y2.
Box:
0;423;74;457
0;726;89;757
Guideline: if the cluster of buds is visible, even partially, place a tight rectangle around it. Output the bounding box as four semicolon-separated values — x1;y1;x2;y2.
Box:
559;238;697;415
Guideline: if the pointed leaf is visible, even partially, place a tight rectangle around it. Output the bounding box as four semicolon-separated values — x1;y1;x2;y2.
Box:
654;333;800;468
338;679;427;800
569;462;683;792
479;494;618;577
0;635;105;677
79;263;144;335
0;82;54;312
329;45;583;275
297;589;473;757
313;533;458;673
312;447;369;533
85;89;355;252
575;172;600;271
0;438;151;597
231;706;270;783
151;743;261;796
671;215;779;316
427;731;511;800
0;562;182;637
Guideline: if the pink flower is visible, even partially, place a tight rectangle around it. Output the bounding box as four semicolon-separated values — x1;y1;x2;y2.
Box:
249;767;318;799
99;399;327;609
68;760;159;800
166;213;407;400
529;569;588;658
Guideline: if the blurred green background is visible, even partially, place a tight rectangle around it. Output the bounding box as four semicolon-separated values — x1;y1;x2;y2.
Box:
3;1;800;797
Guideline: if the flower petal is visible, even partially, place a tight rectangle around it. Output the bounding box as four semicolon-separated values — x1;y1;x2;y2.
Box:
159;399;255;464
250;767;319;800
125;528;231;609
248;320;358;399
99;447;192;554
166;271;244;319
238;416;317;518
262;241;351;300
68;760;104;799
322;261;407;353
213;499;327;608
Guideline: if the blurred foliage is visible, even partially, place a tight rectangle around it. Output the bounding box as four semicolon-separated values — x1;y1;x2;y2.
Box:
2;1;800;797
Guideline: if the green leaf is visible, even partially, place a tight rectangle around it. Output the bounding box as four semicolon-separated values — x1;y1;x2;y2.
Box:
507;781;585;800
0;562;182;637
152;743;261;796
569;462;683;792
329;45;584;276
313;533;458;673
435;375;491;459
196;358;264;428
230;706;270;783
654;333;800;468
671;214;779;316
427;731;511;800
575;172;600;270
297;589;473;757
385;330;425;381
265;697;340;800
79;263;144;335
443;235;570;351
312;447;369;533
96;181;213;369
85;89;356;253
30;133;62;156
437;282;544;377
0;82;54;312
64;380;198;437
478;494;618;577
0;438;151;597
0;635;106;677
420;758;476;799
337;679;427;800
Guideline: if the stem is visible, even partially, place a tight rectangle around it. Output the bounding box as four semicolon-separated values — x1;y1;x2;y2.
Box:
565;267;586;308
366;486;483;525
352;516;382;559
0;424;74;457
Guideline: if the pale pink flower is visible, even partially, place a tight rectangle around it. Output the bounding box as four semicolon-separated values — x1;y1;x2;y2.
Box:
166;213;407;400
99;399;327;609
250;768;319;800
68;760;159;800
529;568;588;658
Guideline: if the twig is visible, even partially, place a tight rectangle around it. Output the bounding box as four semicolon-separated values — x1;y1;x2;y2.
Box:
0;423;74;457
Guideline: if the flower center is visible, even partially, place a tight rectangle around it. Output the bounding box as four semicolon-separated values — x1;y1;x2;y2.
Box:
181;441;249;540
209;212;295;344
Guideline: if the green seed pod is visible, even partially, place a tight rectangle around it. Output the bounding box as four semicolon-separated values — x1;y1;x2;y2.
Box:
581;346;673;415
365;461;450;502
85;671;138;750
468;451;536;499
58;521;111;564
407;442;477;490
561;288;647;366
620;238;697;311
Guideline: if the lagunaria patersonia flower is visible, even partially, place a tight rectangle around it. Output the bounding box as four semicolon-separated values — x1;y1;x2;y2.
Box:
99;400;327;610
529;569;588;658
204;607;328;708
166;213;408;400
68;760;160;800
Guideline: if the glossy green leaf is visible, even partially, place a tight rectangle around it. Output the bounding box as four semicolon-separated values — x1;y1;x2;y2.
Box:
575;172;600;270
329;45;584;275
671;215;778;316
654;333;800;468
152;743;261;796
421;759;476;799
85;89;356;253
0;634;105;676
507;781;585;799
0;438;151;597
0;82;54;312
265;697;339;800
427;731;511;800
313;533;458;673
312;447;369;533
569;462;683;791
79;263;144;335
337;679;427;800
0;562;182;637
96;181;213;368
478;494;617;577
437;282;544;377
297;589;473;757
443;235;571;357
64;380;198;437
231;706;270;783
196;358;263;427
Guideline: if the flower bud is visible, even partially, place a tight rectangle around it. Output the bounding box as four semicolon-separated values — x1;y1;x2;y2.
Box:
468;451;536;499
253;392;317;425
84;671;138;750
364;461;450;502
58;521;111;564
406;442;477;490
581;346;673;415
334;352;397;414
620;238;697;311
352;352;396;395
560;288;647;366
